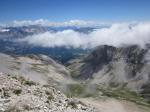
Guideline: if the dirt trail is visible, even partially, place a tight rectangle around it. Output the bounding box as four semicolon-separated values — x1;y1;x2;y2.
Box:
79;98;150;112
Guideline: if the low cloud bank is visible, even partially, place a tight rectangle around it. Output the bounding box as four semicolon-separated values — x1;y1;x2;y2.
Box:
18;22;150;48
8;19;103;27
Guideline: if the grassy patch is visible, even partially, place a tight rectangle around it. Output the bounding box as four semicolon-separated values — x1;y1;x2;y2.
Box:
12;75;26;84
65;83;150;107
67;101;78;109
70;70;80;78
13;89;22;95
46;90;54;102
24;80;36;86
97;86;150;107
3;89;10;97
65;83;98;98
66;84;85;97
47;95;54;101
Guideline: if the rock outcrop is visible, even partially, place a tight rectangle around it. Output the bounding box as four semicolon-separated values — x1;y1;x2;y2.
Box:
0;72;96;112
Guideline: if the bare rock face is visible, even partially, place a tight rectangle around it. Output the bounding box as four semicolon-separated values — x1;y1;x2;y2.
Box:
0;72;96;112
78;45;117;79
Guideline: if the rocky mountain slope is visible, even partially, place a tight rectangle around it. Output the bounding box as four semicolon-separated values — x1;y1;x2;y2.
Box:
0;53;70;85
1;45;150;111
68;45;150;101
0;62;149;112
0;72;96;112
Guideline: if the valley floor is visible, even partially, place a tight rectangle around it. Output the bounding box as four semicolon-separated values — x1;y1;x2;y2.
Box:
79;98;150;112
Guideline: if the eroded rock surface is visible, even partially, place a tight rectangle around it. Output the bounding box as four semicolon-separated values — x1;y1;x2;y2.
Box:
0;72;96;112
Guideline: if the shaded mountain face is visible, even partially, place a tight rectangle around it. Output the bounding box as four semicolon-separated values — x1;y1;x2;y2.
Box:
68;45;150;98
81;45;117;78
79;45;147;79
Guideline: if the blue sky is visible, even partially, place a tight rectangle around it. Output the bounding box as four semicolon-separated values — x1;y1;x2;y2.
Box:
0;0;150;23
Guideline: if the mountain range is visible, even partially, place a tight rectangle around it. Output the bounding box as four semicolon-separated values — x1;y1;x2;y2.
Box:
0;25;150;112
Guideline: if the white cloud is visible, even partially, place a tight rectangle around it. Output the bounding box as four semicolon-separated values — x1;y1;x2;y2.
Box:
17;22;150;48
8;19;108;27
18;30;87;48
0;28;10;32
11;19;49;26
